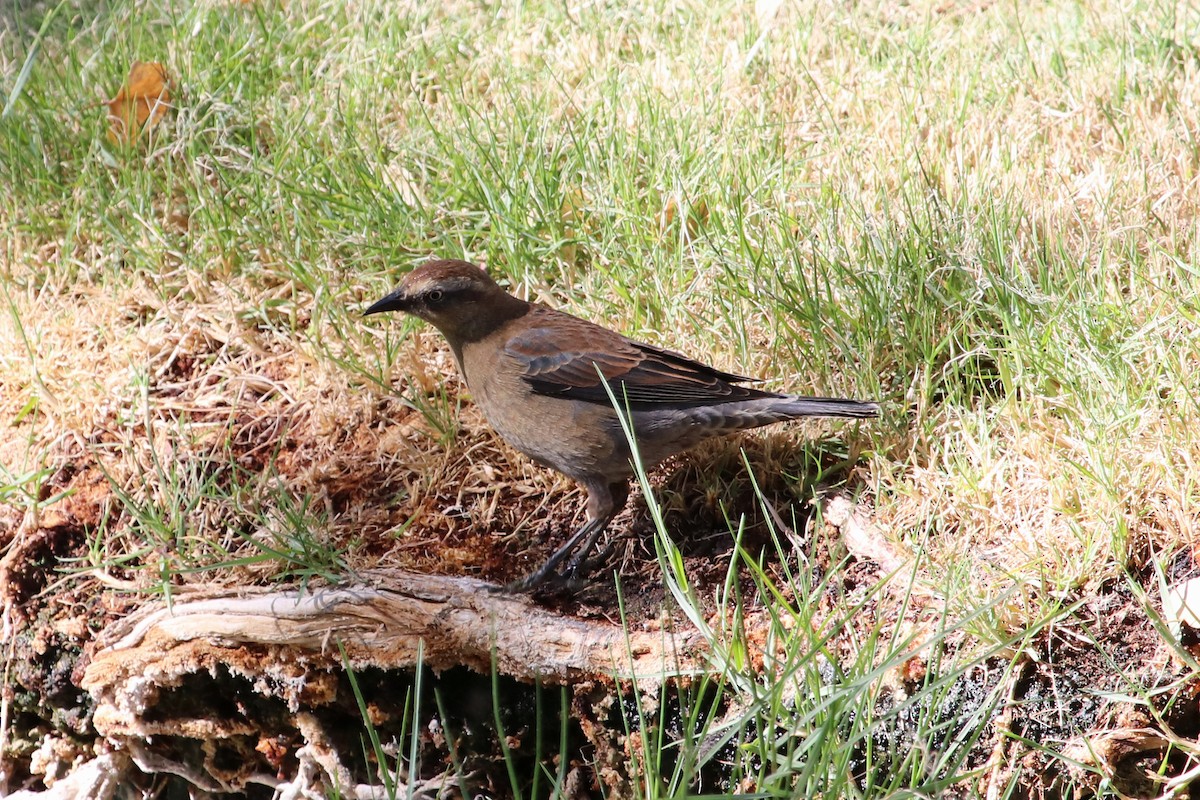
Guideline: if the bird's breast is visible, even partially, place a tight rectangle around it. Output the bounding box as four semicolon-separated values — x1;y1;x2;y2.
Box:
459;339;629;483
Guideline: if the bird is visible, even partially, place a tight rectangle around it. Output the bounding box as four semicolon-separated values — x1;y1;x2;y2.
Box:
365;259;880;590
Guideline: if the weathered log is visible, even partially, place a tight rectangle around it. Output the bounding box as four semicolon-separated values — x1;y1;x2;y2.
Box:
79;570;700;793
84;571;698;692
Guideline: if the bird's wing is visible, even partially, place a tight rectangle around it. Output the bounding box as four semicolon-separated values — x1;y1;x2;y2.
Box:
503;308;770;409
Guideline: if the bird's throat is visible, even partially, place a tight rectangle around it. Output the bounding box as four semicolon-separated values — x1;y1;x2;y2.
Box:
436;297;531;365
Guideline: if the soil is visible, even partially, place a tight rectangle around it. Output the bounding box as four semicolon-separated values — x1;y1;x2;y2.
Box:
2;409;1199;797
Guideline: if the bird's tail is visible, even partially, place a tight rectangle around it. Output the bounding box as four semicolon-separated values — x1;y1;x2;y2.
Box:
636;394;881;455
778;395;881;419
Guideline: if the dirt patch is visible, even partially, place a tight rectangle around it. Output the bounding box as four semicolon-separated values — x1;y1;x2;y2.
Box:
2;332;1198;796
996;576;1200;799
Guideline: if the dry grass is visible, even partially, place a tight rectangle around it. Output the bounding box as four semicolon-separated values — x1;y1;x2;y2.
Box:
1;0;1199;613
6;1;1200;795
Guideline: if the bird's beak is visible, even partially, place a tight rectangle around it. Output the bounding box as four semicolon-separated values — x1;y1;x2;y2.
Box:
364;288;411;316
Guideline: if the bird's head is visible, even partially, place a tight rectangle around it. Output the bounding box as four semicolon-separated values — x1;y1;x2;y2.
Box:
365;259;528;344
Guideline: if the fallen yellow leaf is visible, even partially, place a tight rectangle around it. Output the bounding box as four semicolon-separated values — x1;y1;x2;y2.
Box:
106;61;172;145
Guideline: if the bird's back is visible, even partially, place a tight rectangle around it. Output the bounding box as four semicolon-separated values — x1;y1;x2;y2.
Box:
502;305;779;409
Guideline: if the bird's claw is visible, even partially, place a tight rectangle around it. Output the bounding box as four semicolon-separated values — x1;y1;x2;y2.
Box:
504;568;555;593
504;568;588;595
565;541;615;580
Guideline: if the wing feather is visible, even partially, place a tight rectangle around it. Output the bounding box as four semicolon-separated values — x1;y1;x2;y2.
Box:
504;307;773;409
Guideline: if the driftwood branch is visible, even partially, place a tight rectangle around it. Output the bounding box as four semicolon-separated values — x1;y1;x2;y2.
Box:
84;570;698;691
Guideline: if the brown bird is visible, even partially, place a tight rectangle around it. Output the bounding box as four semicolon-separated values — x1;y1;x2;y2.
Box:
365;259;880;589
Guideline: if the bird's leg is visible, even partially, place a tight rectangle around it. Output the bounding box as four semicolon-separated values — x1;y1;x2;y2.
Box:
510;515;606;590
510;480;627;591
565;480;630;579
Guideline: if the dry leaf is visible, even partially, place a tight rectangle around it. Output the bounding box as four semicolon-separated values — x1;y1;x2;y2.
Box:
106;61;172;145
657;195;709;242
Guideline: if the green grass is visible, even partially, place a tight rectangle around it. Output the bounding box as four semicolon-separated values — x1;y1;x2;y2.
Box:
4;0;1200;795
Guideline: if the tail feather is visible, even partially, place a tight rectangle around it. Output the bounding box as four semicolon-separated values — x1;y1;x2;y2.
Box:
779;395;881;419
634;394;880;461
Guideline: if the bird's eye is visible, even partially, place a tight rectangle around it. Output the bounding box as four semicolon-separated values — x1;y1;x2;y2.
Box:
427;289;445;303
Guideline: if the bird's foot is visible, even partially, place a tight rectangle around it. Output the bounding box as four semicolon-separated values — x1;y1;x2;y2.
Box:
503;568;588;595
503;568;555;593
564;541;615;581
